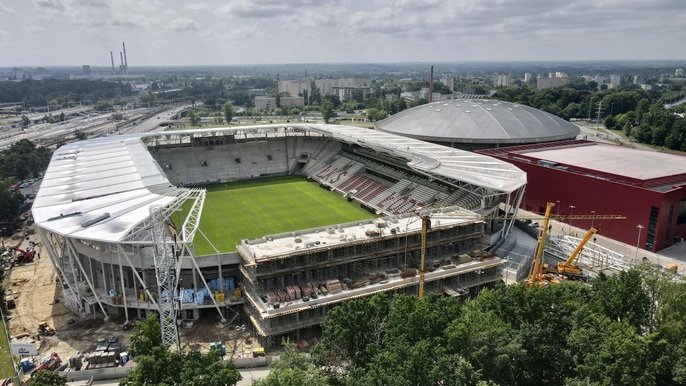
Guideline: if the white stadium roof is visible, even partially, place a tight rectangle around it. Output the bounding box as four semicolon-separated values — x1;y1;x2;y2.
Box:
33;124;526;242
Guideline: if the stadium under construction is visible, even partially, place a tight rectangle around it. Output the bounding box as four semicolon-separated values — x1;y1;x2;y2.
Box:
31;124;527;347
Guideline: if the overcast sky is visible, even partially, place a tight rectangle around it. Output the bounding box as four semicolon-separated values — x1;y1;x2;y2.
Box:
0;0;685;66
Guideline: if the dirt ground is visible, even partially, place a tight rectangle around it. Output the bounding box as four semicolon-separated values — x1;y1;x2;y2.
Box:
4;230;262;366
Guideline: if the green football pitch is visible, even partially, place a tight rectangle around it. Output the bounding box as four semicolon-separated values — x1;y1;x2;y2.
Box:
183;176;376;255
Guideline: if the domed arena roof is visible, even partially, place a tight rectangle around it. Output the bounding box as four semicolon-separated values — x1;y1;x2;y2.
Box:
375;99;580;145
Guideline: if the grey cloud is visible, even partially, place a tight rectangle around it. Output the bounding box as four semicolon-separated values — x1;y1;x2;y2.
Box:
35;0;66;11
112;17;139;27
170;17;200;31
0;2;15;13
220;0;339;18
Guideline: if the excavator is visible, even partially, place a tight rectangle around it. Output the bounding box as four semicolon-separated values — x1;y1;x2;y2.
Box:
10;247;35;264
545;227;597;279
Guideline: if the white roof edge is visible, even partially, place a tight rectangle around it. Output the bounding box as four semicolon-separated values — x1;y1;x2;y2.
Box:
138;123;527;192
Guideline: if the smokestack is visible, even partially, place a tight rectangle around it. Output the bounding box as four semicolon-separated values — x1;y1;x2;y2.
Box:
110;51;115;75
429;65;434;103
122;42;128;73
119;52;124;74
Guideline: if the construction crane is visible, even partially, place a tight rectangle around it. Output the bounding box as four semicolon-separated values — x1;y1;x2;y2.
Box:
149;205;180;351
414;204;625;295
417;214;431;300
547;227;597;278
525;202;556;287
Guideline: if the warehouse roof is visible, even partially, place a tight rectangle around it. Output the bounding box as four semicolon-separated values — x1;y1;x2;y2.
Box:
519;142;686;181
375;99;579;144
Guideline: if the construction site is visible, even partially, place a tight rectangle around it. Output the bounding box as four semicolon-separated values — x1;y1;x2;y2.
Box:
3;121;683;382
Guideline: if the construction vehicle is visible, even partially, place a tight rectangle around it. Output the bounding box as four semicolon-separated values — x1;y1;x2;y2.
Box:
38;322;56;336
525;202;557;287
414;204;624;294
545;227;597;279
34;352;61;372
10;247;35;264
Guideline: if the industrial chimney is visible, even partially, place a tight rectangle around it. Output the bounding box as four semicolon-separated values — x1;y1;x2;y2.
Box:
122;42;128;74
110;51;115;75
429;65;434;103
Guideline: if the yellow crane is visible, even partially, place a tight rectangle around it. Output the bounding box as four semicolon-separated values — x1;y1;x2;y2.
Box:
525;202;556;287
418;214;431;300
414;205;625;295
550;227;597;278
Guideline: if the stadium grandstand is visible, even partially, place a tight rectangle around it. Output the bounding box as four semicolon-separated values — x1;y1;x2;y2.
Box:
32;124;526;347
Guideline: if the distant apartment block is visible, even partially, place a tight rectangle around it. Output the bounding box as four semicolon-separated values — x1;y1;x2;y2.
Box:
11;67;23;80
524;73;533;83
440;76;455;92
609;75;621;89
278;78;371;100
254;96;304;110
494;73;511;87
278;80;310;98
255;97;277;110
279;96;305;108
248;88;267;97
536;76;569;90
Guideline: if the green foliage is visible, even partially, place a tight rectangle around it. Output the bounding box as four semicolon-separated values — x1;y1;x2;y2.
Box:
0;139;52;180
31;370;67;386
188;110;201;126
128;314;164;357
120;347;241;386
313;266;686;386
223;104;234;124
253;340;327;386
0;180;24;224
0;79;132;107
320;100;334;123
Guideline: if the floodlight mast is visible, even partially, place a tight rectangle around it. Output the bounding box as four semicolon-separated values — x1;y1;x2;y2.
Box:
149;205;180;351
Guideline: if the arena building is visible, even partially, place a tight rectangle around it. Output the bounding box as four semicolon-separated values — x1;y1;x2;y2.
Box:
32;124;526;347
375;99;580;150
478;140;686;253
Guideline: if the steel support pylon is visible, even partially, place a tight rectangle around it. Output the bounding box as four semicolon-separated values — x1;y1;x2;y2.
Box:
150;205;180;351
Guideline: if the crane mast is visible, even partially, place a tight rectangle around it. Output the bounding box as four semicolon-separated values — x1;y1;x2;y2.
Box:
418;215;431;299
149;205;180;350
525;202;555;287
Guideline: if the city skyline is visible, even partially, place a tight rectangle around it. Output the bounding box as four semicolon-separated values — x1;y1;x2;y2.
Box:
0;0;685;66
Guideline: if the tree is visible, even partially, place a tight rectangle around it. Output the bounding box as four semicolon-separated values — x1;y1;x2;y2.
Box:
604;114;617;129
21;114;29;128
31;370;67;386
253;340;327;386
128;314;164;357
309;81;321;105
121;317;241;386
0;181;24;223
320;100;334;123
223;104;234;125
188;110;201;126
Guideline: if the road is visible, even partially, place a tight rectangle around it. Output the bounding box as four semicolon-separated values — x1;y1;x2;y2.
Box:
66;366;270;385
574;122;654;151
